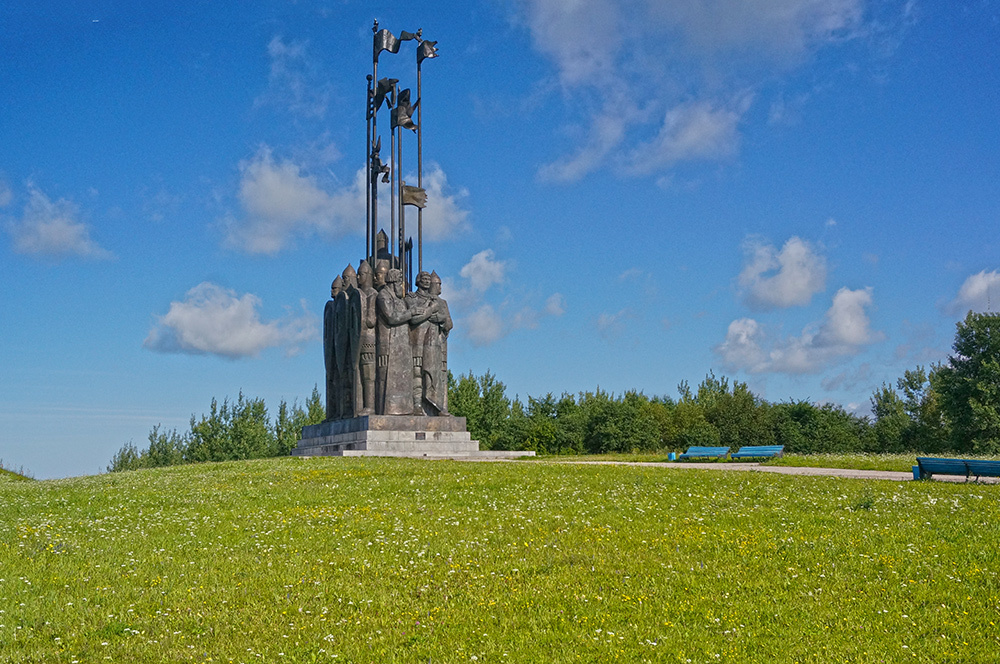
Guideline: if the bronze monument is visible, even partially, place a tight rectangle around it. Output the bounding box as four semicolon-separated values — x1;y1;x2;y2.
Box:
294;23;532;459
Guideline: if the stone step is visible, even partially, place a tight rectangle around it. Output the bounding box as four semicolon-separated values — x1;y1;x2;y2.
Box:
295;449;534;459
291;414;535;460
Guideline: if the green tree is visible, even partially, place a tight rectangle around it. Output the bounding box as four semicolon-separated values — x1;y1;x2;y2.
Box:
107;441;143;472
662;381;718;449
870;383;909;453
770;400;871;454
935;311;1000;453
696;372;774;449
577;390;660;454
897;366;949;452
108;387;327;472
448;371;513;450
145;425;188;467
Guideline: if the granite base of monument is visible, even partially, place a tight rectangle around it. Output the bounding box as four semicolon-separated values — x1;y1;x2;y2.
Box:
292;415;535;459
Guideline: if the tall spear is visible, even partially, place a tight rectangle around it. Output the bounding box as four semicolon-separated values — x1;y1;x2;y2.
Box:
370;21;381;269
365;75;373;268
416;38;438;273
389;81;397;265
396;93;405;290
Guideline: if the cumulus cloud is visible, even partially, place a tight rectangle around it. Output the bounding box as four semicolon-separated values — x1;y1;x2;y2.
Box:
647;0;864;55
466;304;507;346
255;36;332;118
545;292;566;316
948;270;1000;315
522;0;623;88
738;236;826;309
596;308;635;341
5;184;113;260
716;287;881;374
517;0;892;181
224;148;470;255
445;250;565;346
460;249;507;292
628;100;744;172
538;97;638;182
223;147;362;254
820;362;873;392
411;163;470;240
144;282;317;359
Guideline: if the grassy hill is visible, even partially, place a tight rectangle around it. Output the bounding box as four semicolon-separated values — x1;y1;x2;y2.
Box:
2;457;998;663
0;465;32;482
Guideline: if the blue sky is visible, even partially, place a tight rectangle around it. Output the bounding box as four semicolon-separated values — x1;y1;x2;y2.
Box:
2;1;999;479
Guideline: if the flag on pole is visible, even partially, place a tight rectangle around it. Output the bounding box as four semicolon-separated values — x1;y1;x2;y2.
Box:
417;40;439;64
401;183;427;208
370;138;390;183
390;89;418;131
372;77;398;112
373;29;400;62
374;29;420;63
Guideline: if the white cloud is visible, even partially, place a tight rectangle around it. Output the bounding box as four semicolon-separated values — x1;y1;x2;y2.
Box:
522;0;623;88
948;270;1000;315
412;163;470;240
517;0;888;181
144;282;317;359
538;97;636;182
466;304;506;347
545;292;566;316
224;149;470;255
255;36;332;118
596;308;634;340
5;184;113;260
446;249;564;346
716;287;881;374
647;0;864;56
628;100;743;172
738;236;826;309
223;146;364;254
715;317;769;371
460;249;507;292
0;179;11;207
814;287;880;348
820;362;873;392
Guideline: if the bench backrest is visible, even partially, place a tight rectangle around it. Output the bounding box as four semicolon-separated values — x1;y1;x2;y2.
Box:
917;457;968;475
964;460;1000;477
734;445;785;454
917;457;1000;478
683;446;730;455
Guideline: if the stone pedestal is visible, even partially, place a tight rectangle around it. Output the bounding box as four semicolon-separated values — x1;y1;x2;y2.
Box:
292;415;535;459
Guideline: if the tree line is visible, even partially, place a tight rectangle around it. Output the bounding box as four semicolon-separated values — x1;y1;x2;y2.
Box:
108;310;1000;471
453;312;1000;456
107;389;326;472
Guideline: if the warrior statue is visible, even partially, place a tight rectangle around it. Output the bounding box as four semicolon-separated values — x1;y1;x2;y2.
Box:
373;260;389;292
424;271;452;414
356;260;378;414
323;275;344;420
336;265;362;419
406;271;435;413
376;268;426;415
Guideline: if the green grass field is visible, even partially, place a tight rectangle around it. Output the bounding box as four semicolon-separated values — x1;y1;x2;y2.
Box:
2;457;999;663
530;452;1000;474
0;463;32;482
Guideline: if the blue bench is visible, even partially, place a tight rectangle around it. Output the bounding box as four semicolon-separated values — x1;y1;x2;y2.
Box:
731;445;785;461
678;446;730;461
915;457;1000;481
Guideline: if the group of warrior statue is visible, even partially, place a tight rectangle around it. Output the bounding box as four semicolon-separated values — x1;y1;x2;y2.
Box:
324;260;453;420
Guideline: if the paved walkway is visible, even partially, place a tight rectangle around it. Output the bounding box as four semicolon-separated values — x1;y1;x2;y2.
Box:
543;460;1000;484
